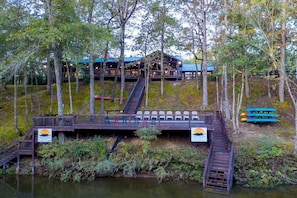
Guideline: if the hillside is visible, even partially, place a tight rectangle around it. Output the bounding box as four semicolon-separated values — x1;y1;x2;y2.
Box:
0;78;295;148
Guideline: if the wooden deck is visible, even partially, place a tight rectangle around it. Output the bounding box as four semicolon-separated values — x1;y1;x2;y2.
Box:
33;112;215;132
0;111;234;193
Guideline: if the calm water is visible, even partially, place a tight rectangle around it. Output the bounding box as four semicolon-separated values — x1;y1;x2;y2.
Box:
0;175;296;198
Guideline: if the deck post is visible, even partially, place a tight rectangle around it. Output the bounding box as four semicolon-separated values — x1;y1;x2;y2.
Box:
16;154;20;174
31;131;35;174
16;141;20;174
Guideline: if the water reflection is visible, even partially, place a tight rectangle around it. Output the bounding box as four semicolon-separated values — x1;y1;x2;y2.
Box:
0;175;296;198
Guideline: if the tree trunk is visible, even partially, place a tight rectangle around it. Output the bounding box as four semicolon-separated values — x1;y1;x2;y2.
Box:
46;0;64;116
279;0;286;103
201;0;208;108
120;23;125;105
34;69;41;114
14;72;18;133
216;75;219;109
223;65;231;120
235;72;244;131
232;68;236;132
244;66;249;98
46;53;51;95
194;59;200;91
145;59;150;107
89;51;95;114
160;0;165;96
101;43;109;116
66;61;73;114
220;71;223;112
267;74;271;98
75;59;79;93
24;70;28;122
46;0;65;143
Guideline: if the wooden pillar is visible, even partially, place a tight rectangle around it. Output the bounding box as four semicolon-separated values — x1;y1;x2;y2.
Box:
31;130;35;174
16;141;20;174
16;155;20;174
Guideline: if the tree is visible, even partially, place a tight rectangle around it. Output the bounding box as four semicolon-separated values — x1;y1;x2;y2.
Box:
143;0;178;96
245;0;285;102
107;0;138;104
181;0;218;108
45;0;64;118
0;0;40;133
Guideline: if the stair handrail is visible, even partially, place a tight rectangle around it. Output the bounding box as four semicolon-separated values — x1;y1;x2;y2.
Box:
202;143;213;188
227;143;234;191
0;141;19;166
216;111;234;191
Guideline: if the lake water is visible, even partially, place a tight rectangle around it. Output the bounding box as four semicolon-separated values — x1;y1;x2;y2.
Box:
0;175;296;198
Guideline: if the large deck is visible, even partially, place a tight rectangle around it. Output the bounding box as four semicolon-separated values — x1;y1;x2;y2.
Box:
33;111;215;133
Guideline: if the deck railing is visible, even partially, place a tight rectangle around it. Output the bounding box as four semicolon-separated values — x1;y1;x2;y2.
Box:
33;111;214;131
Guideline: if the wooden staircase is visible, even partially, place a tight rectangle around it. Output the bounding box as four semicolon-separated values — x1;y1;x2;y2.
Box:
123;77;145;114
203;112;234;193
0;129;35;170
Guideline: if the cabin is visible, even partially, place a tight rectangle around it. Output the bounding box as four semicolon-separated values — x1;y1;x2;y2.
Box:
78;51;183;81
61;51;216;82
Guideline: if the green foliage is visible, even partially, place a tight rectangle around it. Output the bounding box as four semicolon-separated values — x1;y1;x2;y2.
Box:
155;166;168;183
109;141;207;182
60;170;72;182
134;128;161;141
95;160;118;177
36;137;108;182
69;140;91;161
235;136;297;188
207;74;217;81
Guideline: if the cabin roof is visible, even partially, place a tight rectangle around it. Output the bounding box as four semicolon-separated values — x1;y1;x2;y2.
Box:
181;64;215;72
78;57;142;64
78;51;182;65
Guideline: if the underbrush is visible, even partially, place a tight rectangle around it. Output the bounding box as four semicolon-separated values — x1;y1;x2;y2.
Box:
34;135;207;183
234;136;297;188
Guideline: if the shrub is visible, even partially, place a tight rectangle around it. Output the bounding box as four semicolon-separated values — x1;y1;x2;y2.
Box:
95;160;118;177
134;128;161;141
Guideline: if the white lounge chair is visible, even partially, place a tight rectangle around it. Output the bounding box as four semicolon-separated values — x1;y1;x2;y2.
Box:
192;111;200;120
143;111;150;120
151;111;158;120
175;111;182;120
136;111;142;120
183;111;189;120
166;111;173;120
159;111;165;120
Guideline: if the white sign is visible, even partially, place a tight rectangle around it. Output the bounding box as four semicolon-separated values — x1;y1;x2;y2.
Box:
191;127;207;142
38;128;52;143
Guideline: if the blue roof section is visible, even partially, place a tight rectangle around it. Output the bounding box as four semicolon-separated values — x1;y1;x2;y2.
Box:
78;57;142;64
174;55;183;61
181;64;215;72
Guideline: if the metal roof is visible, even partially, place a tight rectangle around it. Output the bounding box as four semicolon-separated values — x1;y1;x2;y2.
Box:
78;57;142;64
180;64;215;72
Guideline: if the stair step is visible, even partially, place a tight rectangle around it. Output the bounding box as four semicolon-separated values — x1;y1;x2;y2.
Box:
213;156;230;160
211;164;229;170
206;181;228;188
